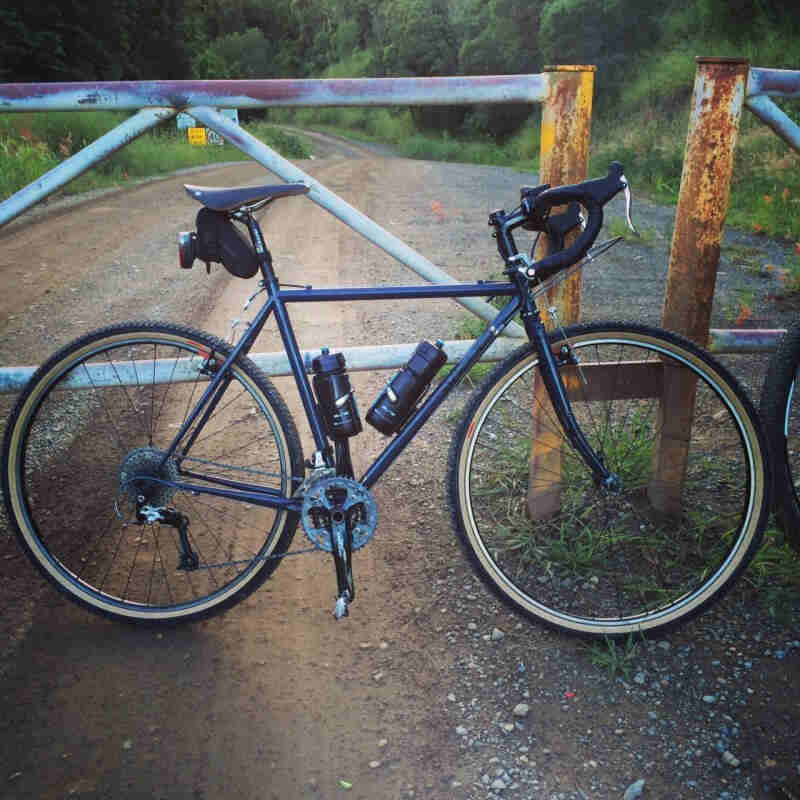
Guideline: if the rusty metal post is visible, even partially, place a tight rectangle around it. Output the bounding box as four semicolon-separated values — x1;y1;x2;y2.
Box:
652;57;749;514
537;65;596;326
528;65;595;519
663;57;749;344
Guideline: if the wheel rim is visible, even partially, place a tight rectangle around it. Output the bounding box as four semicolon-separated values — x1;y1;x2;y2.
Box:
458;333;763;634
7;331;295;618
783;376;800;509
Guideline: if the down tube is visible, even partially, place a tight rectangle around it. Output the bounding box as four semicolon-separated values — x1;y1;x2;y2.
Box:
360;296;522;488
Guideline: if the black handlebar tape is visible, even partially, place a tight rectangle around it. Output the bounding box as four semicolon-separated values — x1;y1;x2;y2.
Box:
530;163;626;281
545;202;583;252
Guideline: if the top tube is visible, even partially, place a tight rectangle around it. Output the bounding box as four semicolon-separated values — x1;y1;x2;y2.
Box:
276;281;518;303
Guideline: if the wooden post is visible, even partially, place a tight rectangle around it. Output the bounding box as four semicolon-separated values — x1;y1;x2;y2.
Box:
652;57;749;514
528;65;595;519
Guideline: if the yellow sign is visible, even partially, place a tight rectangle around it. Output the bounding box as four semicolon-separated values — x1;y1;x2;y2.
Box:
187;127;207;146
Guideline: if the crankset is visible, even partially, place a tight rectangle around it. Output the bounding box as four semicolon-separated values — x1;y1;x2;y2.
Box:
301;476;378;619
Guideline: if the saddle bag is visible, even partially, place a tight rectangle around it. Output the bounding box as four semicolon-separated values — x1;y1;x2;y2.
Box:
195;208;260;279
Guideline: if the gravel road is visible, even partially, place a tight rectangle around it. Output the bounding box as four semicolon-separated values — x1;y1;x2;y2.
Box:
0;133;798;800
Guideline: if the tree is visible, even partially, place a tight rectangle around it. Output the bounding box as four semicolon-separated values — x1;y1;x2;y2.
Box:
539;0;661;102
192;28;279;78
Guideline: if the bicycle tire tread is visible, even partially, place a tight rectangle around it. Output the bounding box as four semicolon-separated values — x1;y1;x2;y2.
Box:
2;320;305;625
446;320;771;638
760;320;800;548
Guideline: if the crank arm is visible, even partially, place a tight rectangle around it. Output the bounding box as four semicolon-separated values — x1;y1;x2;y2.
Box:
330;513;355;619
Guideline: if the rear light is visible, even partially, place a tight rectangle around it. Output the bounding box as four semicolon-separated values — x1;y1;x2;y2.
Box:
178;231;198;269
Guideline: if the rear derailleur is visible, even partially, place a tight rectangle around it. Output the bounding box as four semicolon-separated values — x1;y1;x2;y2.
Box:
136;498;199;571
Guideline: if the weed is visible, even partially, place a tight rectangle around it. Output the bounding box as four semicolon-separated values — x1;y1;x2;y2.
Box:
606;216;657;244
773;252;800;297
743;522;800;625
724;244;766;274
584;634;643;679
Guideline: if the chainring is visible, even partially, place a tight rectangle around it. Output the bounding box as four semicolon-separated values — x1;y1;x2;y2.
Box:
301;476;378;552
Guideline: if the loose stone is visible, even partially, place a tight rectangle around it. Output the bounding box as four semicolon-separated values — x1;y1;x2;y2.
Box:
623;778;645;799
722;750;741;768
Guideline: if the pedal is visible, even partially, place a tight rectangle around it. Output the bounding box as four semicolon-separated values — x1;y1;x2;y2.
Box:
333;593;350;619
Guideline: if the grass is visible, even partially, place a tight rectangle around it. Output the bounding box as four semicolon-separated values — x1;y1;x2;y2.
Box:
606;215;658;245
742;522;800;625
773;252;800;297
0;112;311;201
463;357;800;626
584;634;643;679
271;105;541;172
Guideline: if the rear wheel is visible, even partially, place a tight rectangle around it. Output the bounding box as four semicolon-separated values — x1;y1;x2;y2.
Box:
448;322;770;637
760;320;800;549
2;321;304;624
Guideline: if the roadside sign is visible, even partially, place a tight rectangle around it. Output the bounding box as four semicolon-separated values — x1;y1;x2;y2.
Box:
187;127;207;146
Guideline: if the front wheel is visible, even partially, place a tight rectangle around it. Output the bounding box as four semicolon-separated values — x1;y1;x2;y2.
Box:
2;321;304;624
447;322;770;637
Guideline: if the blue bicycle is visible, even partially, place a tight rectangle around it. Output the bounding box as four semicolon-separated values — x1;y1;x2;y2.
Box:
1;164;771;637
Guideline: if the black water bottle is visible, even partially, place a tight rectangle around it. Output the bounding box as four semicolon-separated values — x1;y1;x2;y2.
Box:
366;340;447;435
312;348;362;439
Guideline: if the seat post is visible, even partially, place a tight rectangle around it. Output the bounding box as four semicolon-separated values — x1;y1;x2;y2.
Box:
239;211;277;281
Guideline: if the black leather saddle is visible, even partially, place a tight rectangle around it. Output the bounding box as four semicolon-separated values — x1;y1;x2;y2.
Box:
183;182;310;211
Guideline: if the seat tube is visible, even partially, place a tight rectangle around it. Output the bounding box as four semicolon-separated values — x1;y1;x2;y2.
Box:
270;289;330;452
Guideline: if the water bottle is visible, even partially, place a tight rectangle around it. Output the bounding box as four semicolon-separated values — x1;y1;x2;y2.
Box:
312;348;362;439
366;340;447;435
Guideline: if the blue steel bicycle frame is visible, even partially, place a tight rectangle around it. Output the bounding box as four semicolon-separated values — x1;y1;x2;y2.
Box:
164;279;522;513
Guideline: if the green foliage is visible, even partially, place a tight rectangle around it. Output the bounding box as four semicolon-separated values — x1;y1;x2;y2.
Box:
584;634;642;678
0;114;310;200
0;136;59;194
606;216;657;244
743;523;800;624
540;0;663;104
192;28;277;79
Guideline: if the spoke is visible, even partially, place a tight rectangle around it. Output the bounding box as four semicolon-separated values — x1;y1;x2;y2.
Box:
146;538;159;605
79;362;130;457
152;347;189;436
152;527;177;605
121;521;149;600
102;349;154;441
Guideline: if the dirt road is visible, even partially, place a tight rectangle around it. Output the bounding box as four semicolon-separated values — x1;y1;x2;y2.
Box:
1;135;798;800
0;136;480;800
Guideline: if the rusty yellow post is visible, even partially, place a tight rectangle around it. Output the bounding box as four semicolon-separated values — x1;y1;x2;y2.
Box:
662;57;749;344
537;64;596;326
652;57;749;514
528;65;595;520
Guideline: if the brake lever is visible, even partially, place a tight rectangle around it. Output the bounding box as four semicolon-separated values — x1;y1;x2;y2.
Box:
622;174;638;235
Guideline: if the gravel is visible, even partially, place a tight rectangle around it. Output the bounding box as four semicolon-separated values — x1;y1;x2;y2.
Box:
2;151;799;798
361;158;800;800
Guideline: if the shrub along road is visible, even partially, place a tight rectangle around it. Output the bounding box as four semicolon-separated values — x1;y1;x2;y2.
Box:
0;135;798;799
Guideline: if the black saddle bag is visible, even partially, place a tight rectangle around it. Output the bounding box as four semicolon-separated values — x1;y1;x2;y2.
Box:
195;208;260;279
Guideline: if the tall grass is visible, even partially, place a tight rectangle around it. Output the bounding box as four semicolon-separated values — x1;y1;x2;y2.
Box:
0;112;311;201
